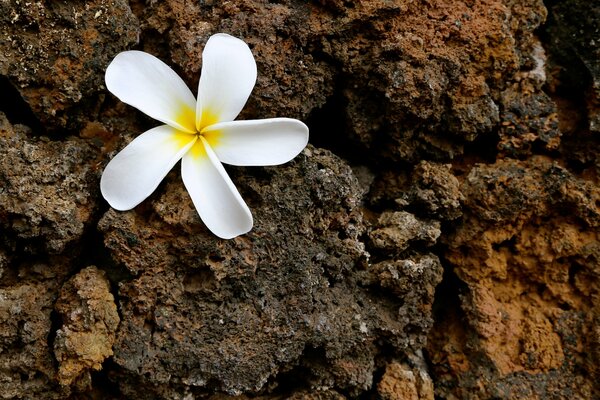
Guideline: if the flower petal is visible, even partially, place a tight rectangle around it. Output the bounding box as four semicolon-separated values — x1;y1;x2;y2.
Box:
101;125;197;210
181;137;253;239
203;118;309;166
196;33;257;130
105;51;197;133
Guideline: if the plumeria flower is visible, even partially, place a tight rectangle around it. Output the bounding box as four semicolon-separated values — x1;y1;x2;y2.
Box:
100;33;309;239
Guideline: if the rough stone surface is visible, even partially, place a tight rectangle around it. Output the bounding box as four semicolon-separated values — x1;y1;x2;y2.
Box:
369;211;441;253
0;257;72;399
332;0;547;162
0;0;598;399
428;158;600;399
54;266;119;386
0;112;99;254
97;146;443;397
377;361;434;400
0;0;139;132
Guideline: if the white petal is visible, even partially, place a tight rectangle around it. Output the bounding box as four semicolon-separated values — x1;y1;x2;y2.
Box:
101;125;197;210
181;137;253;239
106;51;197;133
196;33;257;130
203;118;309;166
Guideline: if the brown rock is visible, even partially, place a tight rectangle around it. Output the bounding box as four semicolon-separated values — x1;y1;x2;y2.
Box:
0;0;598;398
408;161;463;221
53;266;119;386
0;258;73;399
429;158;600;399
0;0;139;131
334;0;547;161
498;51;561;158
369;161;463;221
370;255;442;300
377;361;434;400
0;112;99;254
98;147;441;396
369;211;441;253
132;0;335;122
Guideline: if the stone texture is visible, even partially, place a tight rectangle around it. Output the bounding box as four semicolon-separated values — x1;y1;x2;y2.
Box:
54;266;119;386
130;0;336;123
428;158;600;399
0;0;139;132
97;146;442;397
0;112;99;254
0;257;73;399
330;0;547;162
377;361;434;400
0;0;598;399
369;211;441;253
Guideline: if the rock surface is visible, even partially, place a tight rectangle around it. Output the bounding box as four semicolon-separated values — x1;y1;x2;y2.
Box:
98;146;443;397
54;266;119;387
0;112;99;254
429;158;600;399
0;0;598;399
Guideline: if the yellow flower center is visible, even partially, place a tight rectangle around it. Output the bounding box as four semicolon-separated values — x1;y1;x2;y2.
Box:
173;106;222;159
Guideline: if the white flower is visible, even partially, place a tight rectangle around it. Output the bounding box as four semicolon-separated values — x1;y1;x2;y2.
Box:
100;33;309;239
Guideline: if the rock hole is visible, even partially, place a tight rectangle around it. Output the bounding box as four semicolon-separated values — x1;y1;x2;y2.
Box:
89;358;122;397
568;263;583;287
463;130;500;164
270;345;328;395
0;76;45;134
492;235;517;252
306;85;365;164
184;269;217;293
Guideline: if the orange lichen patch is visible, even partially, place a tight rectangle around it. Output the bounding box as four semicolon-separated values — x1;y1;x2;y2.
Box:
465;284;564;375
519;307;564;371
435;157;599;392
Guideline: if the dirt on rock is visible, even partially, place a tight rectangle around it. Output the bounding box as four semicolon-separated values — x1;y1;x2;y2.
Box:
0;0;598;399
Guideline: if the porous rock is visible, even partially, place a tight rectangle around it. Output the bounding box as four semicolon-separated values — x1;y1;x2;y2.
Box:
53;266;119;386
330;0;547;161
131;0;336;123
0;257;74;399
126;0;547;163
368;161;463;222
0;112;99;254
377;361;434;400
429;158;600;399
0;0;139;131
1;0;599;398
98;146;442;397
369;211;441;253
